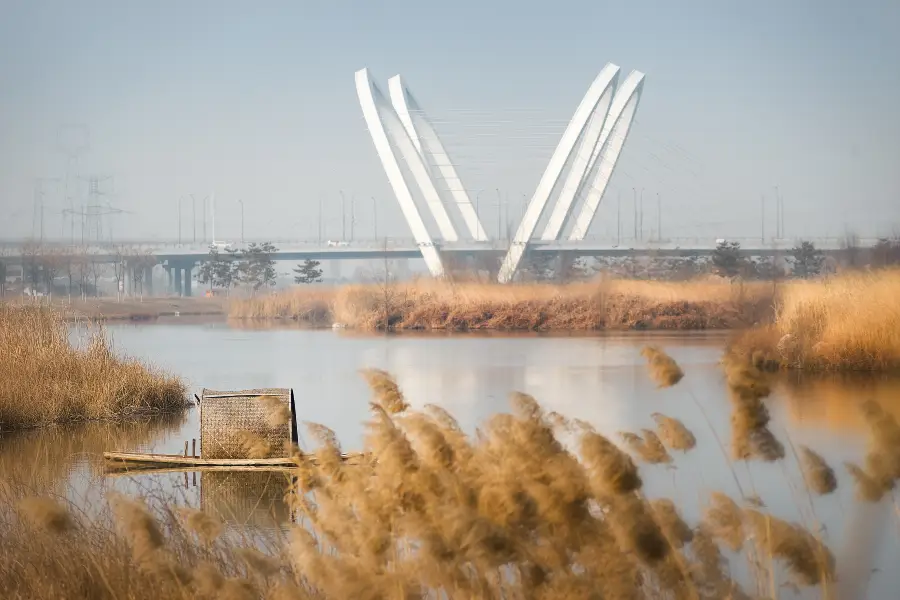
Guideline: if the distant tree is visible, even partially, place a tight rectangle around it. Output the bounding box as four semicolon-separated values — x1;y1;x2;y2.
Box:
751;256;784;281
39;250;67;299
559;256;595;282
789;241;825;278
523;252;557;282
294;259;323;284
198;246;240;295
216;248;241;293
21;242;41;293
197;246;221;291
0;260;6;298
238;242;278;292
871;237;900;268
711;240;743;278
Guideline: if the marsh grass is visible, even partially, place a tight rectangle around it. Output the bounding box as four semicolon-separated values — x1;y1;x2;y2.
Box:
730;269;900;372
229;278;776;331
2;349;897;598
0;305;187;430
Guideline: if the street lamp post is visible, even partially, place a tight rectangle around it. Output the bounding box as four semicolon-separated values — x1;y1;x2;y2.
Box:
178;196;183;245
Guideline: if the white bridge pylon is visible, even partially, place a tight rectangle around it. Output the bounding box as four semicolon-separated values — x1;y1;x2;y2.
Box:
355;64;644;282
497;65;646;282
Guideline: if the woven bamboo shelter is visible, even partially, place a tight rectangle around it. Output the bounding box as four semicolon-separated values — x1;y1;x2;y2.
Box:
199;388;298;459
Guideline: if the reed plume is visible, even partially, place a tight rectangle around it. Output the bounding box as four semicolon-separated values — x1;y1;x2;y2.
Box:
177;507;223;544
798;446;838;495
361;368;409;415
16;497;75;534
237;430;274;459
260;395;292;428
703;492;745;552
108;493;165;563
641;345;685;387
652;413;697;452
744;509;835;586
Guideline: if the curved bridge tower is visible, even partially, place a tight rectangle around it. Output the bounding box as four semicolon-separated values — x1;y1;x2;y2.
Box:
355;68;457;277
387;75;489;242
497;64;621;283
568;70;645;241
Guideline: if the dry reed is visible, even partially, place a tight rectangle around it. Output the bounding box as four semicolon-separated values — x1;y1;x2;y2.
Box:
652;413;697;452
0;305;187;430
798;446;838;496
236;430;275;459
229;278;776;331
730;268;900;372
641;345;685;387
0;362;850;599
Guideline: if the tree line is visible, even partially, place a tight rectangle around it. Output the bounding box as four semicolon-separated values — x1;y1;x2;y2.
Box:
0;244;157;299
197;242;324;295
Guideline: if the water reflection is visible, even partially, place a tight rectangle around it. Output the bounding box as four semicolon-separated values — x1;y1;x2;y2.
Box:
199;471;293;531
6;323;895;597
777;371;900;432
0;414;186;489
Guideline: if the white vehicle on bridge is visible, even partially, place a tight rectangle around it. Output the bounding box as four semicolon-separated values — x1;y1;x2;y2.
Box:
327;240;350;247
209;241;237;252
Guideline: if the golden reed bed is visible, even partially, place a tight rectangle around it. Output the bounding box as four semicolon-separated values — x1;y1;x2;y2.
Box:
4;354;897;599
0;305;187;430
229;278;775;331
729;269;900;372
232;270;900;372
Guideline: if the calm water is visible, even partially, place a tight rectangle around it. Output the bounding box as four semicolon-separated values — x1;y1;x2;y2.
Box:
3;322;899;597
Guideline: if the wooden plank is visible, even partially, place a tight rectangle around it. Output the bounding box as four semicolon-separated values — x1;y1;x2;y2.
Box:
103;451;367;468
103;451;297;467
104;465;300;476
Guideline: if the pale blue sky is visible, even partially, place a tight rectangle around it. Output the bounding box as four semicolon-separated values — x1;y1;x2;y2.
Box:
1;0;898;243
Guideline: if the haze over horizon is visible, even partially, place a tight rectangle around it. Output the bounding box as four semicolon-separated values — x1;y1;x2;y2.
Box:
1;0;898;245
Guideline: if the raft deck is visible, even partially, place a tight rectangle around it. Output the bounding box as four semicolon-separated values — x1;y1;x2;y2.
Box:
102;451;365;475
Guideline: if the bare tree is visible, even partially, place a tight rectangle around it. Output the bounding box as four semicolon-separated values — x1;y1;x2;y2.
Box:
21;242;42;297
39;248;69;301
127;250;158;300
72;246;91;299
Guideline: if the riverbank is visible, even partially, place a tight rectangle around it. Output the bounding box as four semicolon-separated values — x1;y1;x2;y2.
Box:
229;278;775;331
728;269;900;372
3;297;227;322
0;306;188;430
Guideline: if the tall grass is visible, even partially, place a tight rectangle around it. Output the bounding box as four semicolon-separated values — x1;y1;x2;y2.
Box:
0;305;187;430
3;354;884;599
730;269;900;372
230;278;775;331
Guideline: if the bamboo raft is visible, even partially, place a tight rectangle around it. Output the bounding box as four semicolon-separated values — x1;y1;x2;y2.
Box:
103;451;366;475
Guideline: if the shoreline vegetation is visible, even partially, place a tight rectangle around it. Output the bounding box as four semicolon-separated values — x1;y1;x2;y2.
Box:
4;297;227;322
4;358;897;599
229;277;776;331
228;269;900;372
0;306;188;431
728;269;900;373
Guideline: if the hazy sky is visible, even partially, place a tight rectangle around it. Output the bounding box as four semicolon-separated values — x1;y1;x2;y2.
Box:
1;0;899;244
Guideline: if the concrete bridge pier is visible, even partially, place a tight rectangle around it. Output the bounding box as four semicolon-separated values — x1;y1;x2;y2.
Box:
556;251;577;282
165;265;173;295
183;263;193;297
174;265;183;296
145;265;154;297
